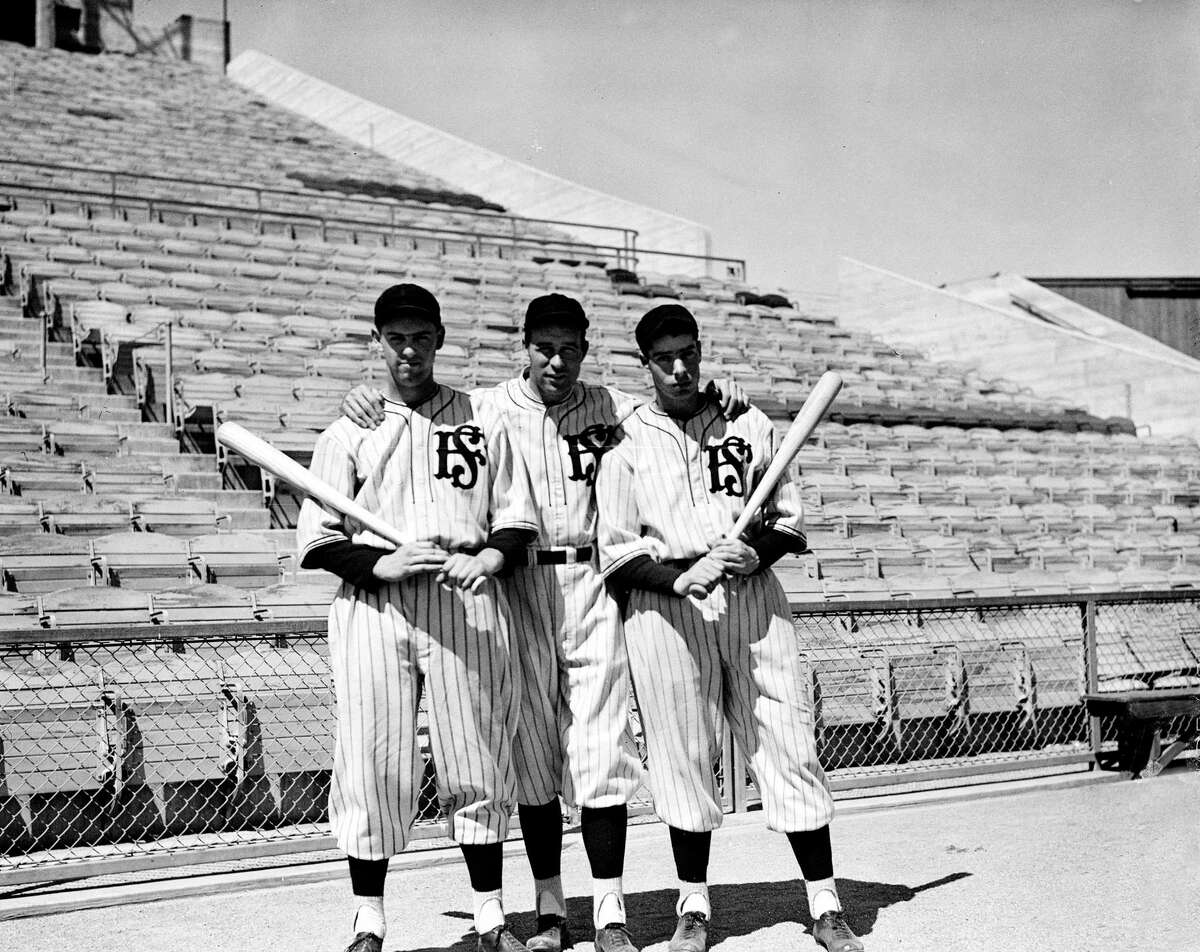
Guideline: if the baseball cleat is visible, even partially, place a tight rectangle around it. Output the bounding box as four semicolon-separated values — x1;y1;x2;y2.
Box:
594;922;639;951
342;932;383;952
526;913;573;951
478;924;532;952
812;911;864;952
668;910;708;952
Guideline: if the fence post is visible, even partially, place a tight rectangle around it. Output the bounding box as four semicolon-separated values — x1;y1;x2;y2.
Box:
1083;598;1101;762
39;303;48;383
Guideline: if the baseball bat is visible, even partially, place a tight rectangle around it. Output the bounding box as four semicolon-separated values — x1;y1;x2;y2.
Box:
728;371;843;540
216;422;490;592
216;421;405;547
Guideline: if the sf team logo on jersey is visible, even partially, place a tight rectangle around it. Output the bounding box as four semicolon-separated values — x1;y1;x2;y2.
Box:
705;436;753;498
434;424;487;489
564;423;615;486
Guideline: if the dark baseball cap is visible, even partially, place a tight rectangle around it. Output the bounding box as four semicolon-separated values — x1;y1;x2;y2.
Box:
522;293;589;340
635;303;699;353
374;283;441;330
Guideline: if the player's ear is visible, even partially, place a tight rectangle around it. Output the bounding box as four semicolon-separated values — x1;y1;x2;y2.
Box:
696;339;703;363
435;326;445;350
371;327;380;344
580;337;590;360
637;350;648;367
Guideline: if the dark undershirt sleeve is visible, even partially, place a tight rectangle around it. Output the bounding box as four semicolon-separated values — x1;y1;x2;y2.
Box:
485;527;537;577
606;554;684;597
746;526;807;572
299;539;389;590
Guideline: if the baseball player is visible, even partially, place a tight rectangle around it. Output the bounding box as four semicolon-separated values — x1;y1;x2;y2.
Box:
298;283;540;952
594;303;864;952
340;294;749;952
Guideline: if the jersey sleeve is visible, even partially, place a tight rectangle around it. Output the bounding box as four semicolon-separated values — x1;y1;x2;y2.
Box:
757;415;805;540
486;416;539;534
296;424;358;560
595;433;653;576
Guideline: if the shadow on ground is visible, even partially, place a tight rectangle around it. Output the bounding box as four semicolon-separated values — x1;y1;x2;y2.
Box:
398;872;971;952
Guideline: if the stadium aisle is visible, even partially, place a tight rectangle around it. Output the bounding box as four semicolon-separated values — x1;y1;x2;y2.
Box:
3;769;1197;951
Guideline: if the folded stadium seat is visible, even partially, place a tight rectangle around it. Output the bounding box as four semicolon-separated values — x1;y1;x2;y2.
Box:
86;464;173;498
291;376;351;403
251;578;340;621
90;532;191;589
306;356;369;380
821;577;890;600
0;499;47;534
233;376;298;403
41;495;133;534
0;459;87;495
37;586;154;627
1003;569;1071;596
280;403;337;431
0;530;91;592
803;474;860;505
131;499;222;535
176;308;236;333
148;584;255;624
911;535;974;572
188;534;283;588
194;348;254;376
0;418;50;454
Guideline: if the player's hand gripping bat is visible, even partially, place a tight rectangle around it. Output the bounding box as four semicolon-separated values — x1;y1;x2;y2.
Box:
681;371;844;597
215;421;490;592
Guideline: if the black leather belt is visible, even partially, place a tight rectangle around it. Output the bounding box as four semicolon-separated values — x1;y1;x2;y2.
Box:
515;546;594;566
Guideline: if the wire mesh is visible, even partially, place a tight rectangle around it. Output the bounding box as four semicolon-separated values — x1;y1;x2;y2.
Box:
2;592;1197;880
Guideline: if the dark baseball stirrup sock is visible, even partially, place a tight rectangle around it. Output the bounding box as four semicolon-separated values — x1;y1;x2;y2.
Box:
460;842;504;892
581;804;628;879
518;800;564;879
786;825;835;881
347;856;389;896
668;826;711;883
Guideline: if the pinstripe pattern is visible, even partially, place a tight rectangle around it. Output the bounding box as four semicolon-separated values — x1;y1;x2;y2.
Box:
297;385;535;858
597;400;804;574
475;376;643;808
595;396;831;833
624;575;832;832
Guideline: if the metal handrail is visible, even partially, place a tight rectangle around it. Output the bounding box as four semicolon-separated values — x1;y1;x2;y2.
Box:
0;156;639;250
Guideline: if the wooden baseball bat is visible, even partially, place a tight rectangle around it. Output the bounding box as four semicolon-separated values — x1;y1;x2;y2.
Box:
728;371;843;540
215;421;405;548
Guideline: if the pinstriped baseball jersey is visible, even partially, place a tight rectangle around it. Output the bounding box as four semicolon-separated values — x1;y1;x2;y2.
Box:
475;377;640;547
298;385;537;557
472;375;644;809
597;398;803;573
297;383;536;858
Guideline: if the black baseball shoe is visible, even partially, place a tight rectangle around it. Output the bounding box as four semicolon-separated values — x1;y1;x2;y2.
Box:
478;924;532;952
342;932;383;952
526;913;573;951
668;911;708;952
594;922;639;951
812;911;864;952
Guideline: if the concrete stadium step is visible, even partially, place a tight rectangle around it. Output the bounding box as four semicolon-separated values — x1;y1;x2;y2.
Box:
160;454;220;474
118;422;175;440
171;471;223;490
123;438;182;456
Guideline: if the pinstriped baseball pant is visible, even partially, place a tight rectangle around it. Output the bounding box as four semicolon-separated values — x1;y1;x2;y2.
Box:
624;570;834;833
326;575;519;859
505;561;644;809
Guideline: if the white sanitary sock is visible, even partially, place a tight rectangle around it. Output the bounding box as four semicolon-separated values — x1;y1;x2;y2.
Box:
474;889;505;935
677;881;711;918
593;877;626;927
353;897;386;939
806;876;841;919
534;874;567;918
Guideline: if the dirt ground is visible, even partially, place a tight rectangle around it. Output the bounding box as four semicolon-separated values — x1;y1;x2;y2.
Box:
5;769;1198;952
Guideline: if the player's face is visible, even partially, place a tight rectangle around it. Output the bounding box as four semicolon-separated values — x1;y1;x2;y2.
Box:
642;333;703;404
374;316;444;390
526;324;588;404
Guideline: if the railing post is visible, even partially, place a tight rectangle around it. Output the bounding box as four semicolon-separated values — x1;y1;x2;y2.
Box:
39;304;48;383
1083;598;1101;761
163;321;176;435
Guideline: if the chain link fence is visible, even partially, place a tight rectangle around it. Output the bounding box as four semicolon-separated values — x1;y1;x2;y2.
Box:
2;592;1198;884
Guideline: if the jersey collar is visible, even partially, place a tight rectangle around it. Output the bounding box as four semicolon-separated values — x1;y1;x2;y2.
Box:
382;383;443;415
514;371;582;411
648;391;717;423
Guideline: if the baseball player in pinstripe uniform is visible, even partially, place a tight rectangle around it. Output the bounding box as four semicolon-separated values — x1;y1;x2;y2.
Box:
341;294;749;952
594;304;864;952
299;284;540;952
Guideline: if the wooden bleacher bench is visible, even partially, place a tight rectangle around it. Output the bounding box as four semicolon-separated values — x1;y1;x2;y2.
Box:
1084;687;1200;778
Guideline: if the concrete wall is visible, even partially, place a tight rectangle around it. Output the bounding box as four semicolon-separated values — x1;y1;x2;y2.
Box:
228;50;717;277
838;258;1200;437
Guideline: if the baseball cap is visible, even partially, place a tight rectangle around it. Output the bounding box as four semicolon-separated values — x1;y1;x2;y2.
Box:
635;303;699;353
522;293;589;340
374;283;441;330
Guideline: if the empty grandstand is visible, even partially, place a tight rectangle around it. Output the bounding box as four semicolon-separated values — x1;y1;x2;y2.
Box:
1;36;1197;884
